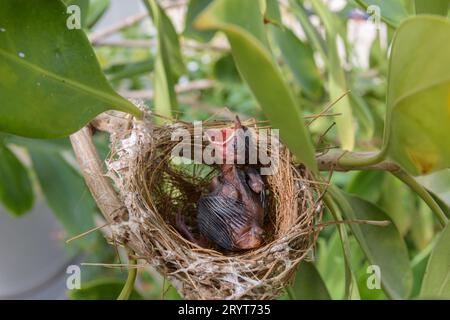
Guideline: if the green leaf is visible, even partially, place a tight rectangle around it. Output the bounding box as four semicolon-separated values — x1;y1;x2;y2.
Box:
333;190;413;299
421;222;450;298
0;0;141;138
383;16;450;175
0;143;34;216
184;0;215;42
271;25;323;100
194;0;317;171
415;0;450;16
292;261;331;299
354;0;410;28
30;150;97;248
311;0;355;150
68;278;143;300
143;0;184;118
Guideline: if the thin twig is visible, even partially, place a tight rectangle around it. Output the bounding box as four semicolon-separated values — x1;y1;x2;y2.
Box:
66;222;110;243
120;79;216;99
316;219;391;229
93;38;230;52
307;90;350;126
89;12;148;43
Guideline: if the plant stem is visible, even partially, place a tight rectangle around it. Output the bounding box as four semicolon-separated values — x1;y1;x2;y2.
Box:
392;170;448;227
117;257;138;300
337;149;386;168
316;149;393;172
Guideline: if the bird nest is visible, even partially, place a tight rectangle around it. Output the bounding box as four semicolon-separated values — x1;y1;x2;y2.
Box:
100;111;323;300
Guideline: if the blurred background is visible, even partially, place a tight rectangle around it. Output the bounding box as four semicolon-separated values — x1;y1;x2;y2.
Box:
0;0;447;299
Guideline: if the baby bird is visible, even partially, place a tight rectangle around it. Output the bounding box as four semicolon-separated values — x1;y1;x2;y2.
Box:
197;164;265;250
175;117;266;251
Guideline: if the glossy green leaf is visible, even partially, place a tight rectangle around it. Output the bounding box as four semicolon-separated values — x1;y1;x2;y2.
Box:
415;0;450;16
333;190;413;299
184;0;215;42
271;26;323;100
292;261;331;299
0;143;34;216
143;0;184;118
68;279;143;300
311;0;355;150
0;0;141;138
194;0;317;171
30;150;97;248
384;16;450;175
354;0;410;28
421;222;450;298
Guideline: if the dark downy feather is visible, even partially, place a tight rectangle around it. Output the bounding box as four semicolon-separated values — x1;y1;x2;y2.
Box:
198;195;252;250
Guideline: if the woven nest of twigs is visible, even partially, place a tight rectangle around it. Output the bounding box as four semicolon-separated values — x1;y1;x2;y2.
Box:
101;110;323;300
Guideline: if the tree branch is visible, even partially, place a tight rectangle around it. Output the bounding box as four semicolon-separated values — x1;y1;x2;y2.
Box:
119;79;216;99
70;126;127;223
